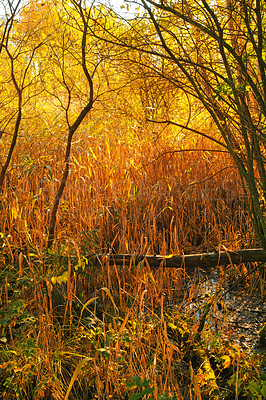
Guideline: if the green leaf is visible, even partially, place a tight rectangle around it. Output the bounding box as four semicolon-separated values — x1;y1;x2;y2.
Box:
126;382;137;389
44;165;53;180
228;374;236;387
129;393;142;400
158;394;177;400
248;380;260;395
261;381;266;398
142;377;151;387
132;375;142;387
142;387;155;395
132;375;141;382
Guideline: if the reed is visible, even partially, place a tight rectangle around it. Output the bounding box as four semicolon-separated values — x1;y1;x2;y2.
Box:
0;111;263;400
0;119;253;253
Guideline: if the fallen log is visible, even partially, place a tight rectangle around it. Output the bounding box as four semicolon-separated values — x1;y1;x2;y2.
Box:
99;248;266;269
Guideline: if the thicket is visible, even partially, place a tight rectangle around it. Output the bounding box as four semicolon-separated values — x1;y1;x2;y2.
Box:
0;0;265;399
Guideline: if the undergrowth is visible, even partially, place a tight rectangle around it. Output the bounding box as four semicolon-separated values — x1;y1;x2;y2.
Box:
0;240;265;399
0;123;265;399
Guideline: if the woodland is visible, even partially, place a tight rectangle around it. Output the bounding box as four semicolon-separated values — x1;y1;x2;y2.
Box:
0;0;266;398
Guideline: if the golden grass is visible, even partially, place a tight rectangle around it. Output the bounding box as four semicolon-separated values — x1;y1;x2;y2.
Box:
0;115;263;400
0;118;254;254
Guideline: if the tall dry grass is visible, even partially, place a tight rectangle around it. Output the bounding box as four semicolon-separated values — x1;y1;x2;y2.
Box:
0;111;262;400
0;114;254;255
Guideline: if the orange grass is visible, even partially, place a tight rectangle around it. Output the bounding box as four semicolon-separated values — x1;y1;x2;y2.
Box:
0;117;254;254
0;113;262;400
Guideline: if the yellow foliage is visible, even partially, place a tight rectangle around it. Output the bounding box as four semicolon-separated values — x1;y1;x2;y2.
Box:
221;355;231;369
51;271;68;285
195;367;207;387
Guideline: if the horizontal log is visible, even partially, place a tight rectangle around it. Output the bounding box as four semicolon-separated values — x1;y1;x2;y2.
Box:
99;249;266;269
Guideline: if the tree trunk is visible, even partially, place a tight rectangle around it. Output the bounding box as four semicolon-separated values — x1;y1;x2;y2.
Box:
100;249;266;269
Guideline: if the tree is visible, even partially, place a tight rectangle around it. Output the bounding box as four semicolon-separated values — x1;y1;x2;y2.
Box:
0;0;132;248
0;0;47;189
43;0;97;248
91;0;266;249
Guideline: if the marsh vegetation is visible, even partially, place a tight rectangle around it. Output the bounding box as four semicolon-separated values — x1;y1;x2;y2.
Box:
0;0;265;398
